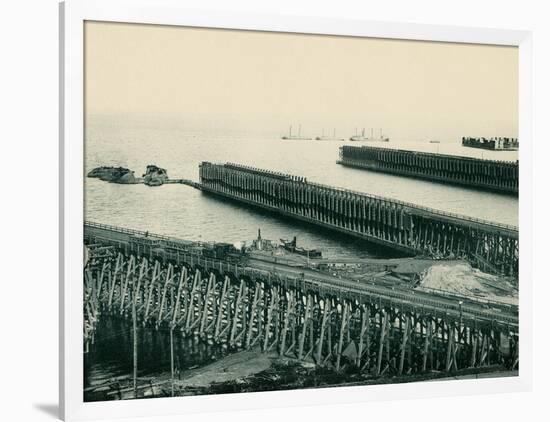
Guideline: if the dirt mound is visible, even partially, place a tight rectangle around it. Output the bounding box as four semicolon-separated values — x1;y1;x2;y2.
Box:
418;262;518;305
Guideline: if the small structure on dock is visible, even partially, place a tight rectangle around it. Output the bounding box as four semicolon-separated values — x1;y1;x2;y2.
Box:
250;229;277;251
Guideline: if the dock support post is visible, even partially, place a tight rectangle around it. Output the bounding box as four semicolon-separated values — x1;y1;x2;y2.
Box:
336;302;348;371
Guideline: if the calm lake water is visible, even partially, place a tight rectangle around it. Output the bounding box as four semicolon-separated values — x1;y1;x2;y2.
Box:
85;114;518;259
84;317;228;401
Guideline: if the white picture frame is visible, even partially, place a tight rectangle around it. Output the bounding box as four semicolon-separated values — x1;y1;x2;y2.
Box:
60;0;533;420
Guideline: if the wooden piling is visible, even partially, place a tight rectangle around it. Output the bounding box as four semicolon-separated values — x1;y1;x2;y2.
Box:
338;145;518;195
198;162;518;277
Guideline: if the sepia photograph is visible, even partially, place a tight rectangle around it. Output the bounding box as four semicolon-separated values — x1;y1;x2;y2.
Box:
82;21;519;402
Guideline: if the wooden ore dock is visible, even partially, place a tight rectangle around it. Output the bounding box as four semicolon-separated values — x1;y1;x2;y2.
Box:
338;145;518;195
84;222;518;377
198;162;518;277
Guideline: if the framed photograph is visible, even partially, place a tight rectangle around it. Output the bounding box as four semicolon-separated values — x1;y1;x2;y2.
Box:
60;0;532;420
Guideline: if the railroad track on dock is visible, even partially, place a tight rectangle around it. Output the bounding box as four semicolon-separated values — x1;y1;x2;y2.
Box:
84;221;518;327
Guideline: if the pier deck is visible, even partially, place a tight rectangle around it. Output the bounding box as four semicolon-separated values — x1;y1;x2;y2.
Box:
84;221;517;322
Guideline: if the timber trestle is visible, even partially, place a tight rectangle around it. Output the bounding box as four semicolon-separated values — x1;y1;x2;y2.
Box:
198;162;518;277
84;241;519;377
338;145;518;195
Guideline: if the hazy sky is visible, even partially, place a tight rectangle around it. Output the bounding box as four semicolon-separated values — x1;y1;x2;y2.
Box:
84;21;518;140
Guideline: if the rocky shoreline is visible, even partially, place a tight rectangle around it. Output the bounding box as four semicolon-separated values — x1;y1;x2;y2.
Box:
86;347;515;401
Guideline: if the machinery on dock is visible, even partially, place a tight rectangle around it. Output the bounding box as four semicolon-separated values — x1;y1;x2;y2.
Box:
201;242;243;262
280;236;322;259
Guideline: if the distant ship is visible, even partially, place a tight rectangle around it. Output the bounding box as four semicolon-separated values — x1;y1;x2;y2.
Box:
281;124;312;140
462;137;519;151
350;128;389;142
315;128;344;141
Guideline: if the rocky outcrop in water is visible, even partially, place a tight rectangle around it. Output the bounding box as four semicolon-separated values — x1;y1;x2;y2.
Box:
87;166;138;184
87;164;170;186
143;165;168;186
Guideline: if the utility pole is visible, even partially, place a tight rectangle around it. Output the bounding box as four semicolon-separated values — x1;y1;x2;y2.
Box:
170;325;175;397
132;284;138;399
